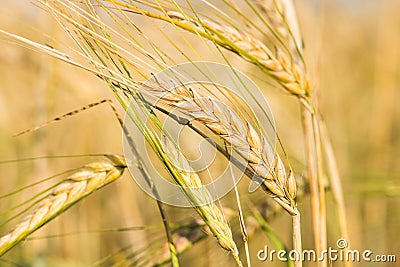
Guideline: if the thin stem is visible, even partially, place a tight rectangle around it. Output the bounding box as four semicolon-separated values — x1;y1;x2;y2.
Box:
234;184;251;267
156;201;180;267
301;104;327;267
312;113;327;266
292;212;302;267
320;118;351;267
301;105;321;254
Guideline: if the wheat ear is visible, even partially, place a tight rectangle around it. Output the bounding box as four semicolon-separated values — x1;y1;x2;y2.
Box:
168;11;308;95
160;134;243;266
100;0;310;97
0;154;126;256
142;83;297;215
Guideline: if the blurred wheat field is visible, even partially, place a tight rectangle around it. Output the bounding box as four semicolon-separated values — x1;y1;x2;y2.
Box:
0;0;399;266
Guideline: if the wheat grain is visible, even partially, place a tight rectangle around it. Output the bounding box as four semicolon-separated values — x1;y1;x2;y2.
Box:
254;0;289;39
0;154;126;256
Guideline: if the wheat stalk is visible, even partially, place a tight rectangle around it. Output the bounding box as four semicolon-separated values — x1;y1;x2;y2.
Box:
0;154;126;256
142;82;297;215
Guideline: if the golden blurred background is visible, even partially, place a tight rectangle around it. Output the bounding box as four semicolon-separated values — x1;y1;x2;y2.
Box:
0;0;399;266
